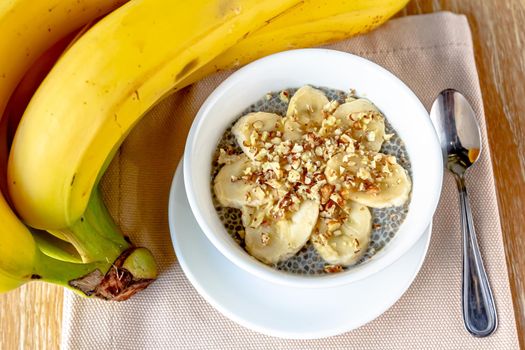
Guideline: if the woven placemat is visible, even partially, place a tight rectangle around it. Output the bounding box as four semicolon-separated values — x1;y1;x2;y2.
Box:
61;12;519;349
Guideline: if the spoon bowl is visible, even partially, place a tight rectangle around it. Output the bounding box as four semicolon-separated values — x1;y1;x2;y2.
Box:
432;89;482;176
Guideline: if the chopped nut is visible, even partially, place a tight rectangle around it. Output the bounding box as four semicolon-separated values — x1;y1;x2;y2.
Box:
314;233;328;246
324;200;337;217
251;187;266;201
329;192;344;206
287;169;301;183
345;143;355;154
320;184;334;204
387;155;397;164
324;115;336;126
327;220;341;232
255;148;268;160
325;168;338;183
218;148;241;164
383;133;394;141
324;264;343;273
339;134;354;144
364;180;380;193
366;131;376;142
323;100;340;114
252;120;264;130
279;90;290;102
271;137;282;145
361;113;372;124
266;179;281;189
357;167;371;180
373;154;383;162
291;144;304;153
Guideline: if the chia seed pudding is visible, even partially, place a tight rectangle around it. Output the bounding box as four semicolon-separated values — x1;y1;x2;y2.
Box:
211;86;411;275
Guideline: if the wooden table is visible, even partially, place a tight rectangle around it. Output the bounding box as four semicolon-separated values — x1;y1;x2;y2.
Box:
1;1;524;348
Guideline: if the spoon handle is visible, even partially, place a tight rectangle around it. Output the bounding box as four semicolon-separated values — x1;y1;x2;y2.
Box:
456;177;497;337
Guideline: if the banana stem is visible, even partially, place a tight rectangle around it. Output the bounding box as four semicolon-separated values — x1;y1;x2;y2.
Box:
33;247;157;300
32;229;82;263
48;188;129;263
49;218;124;263
32;248;107;296
45;229;70;242
83;188;129;247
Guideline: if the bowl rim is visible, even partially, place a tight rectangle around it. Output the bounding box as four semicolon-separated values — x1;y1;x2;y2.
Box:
183;48;443;288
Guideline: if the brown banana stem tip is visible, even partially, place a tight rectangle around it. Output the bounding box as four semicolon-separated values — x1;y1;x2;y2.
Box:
69;248;155;301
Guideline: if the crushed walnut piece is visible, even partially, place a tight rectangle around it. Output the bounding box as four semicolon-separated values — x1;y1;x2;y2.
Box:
324;264;344;273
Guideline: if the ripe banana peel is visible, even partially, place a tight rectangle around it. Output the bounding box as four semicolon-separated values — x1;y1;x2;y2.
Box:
182;0;409;86
9;0;303;229
4;29;82;147
0;0;127;116
0;0;161;300
0;28;82;199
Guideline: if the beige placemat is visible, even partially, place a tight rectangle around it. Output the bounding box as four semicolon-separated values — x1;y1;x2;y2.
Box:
61;12;519;349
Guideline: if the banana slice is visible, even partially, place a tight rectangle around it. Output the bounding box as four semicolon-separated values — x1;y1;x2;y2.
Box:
243;200;319;265
231;112;282;160
332;99;385;151
213;155;270;209
325;152;411;208
283;86;329;140
311;201;372;266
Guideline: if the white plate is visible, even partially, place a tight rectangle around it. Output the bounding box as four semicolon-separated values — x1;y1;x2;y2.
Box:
169;161;431;339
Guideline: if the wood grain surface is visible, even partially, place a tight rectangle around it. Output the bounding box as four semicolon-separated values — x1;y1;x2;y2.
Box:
1;1;524;349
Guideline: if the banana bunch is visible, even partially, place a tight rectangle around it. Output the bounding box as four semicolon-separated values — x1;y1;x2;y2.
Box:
0;0;408;297
0;0;160;299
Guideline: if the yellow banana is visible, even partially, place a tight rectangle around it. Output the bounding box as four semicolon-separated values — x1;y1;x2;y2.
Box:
0;0;160;300
0;196;36;292
182;0;409;86
9;0;302;231
0;0;127;115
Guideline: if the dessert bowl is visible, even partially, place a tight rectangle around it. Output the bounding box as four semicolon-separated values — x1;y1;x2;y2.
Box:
183;48;442;288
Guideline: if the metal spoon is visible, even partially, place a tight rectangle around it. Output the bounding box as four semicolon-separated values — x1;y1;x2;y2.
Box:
430;89;497;337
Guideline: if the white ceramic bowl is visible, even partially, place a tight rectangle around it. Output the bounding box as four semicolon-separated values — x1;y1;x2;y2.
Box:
184;49;442;288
